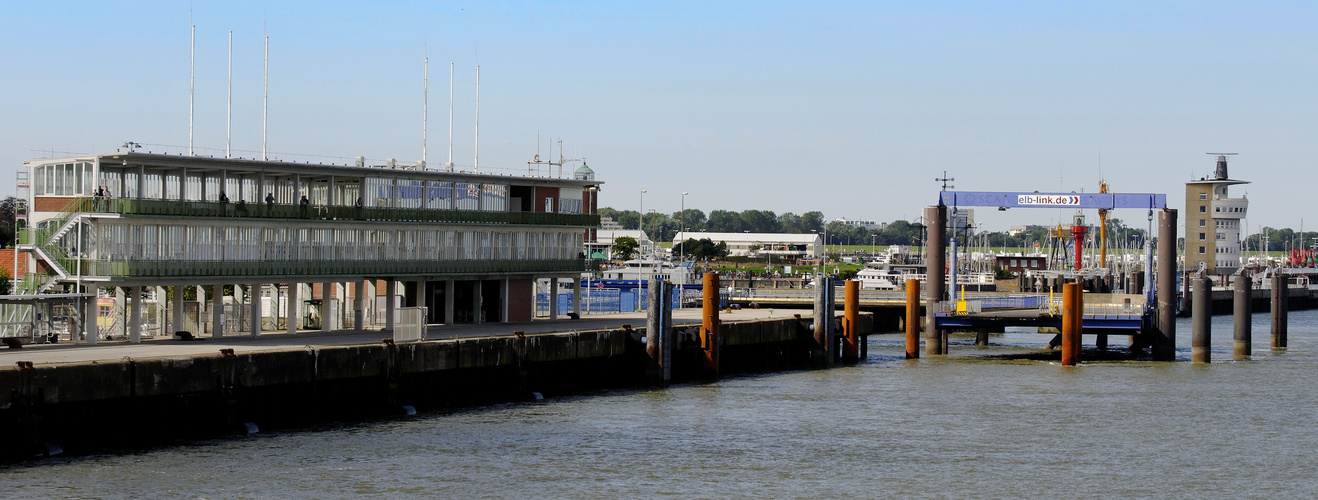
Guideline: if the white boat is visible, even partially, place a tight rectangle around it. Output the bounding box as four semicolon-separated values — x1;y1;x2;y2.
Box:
854;245;996;291
596;259;701;288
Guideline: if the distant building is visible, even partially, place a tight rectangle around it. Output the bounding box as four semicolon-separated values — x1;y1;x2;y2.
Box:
673;232;821;259
995;254;1048;273
1186;154;1249;275
948;208;975;234
1008;225;1047;236
833;218;886;231
591;229;653;259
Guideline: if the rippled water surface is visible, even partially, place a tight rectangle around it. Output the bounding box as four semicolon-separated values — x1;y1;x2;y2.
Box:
4;310;1318;498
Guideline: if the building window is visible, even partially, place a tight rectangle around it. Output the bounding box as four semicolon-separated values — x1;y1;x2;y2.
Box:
1199;192;1207;200
1199;246;1206;254
1199;232;1205;240
1199;219;1206;227
1200;206;1207;213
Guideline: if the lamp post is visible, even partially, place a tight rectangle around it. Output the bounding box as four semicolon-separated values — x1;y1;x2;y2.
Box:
638;189;646;257
680;192;688;261
638;189;646;231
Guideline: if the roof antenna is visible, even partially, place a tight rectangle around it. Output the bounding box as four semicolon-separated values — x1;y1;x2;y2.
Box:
473;51;479;173
226;30;232;159
422;44;427;168
188;10;194;156
263;23;268;160
446;61;454;172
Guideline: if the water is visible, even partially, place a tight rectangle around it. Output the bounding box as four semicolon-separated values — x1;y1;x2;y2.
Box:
4;310;1318;498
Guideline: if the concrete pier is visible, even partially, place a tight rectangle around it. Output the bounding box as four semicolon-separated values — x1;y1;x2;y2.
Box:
905;279;920;359
1061;282;1080;366
646;279;674;386
1191;276;1211;363
1234;274;1251;359
812;275;834;366
1272;273;1288;349
701;272;720;378
0;308;873;460
843;280;860;364
1154;208;1177;361
925;205;947;356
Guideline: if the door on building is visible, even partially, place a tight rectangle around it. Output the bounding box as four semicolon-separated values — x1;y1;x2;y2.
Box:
424;280;447;324
480;279;502;323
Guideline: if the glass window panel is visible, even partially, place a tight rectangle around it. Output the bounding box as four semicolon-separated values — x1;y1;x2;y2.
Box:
481;184;507;212
454;183;480;211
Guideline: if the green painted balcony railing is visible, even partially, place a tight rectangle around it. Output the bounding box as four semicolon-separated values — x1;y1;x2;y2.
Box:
75;197;600;227
72;258;603;279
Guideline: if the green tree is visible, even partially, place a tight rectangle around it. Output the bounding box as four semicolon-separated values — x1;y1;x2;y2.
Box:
0;196;24;248
599;207;640;230
612;236;639;260
707;210;744;233
0;267;11;295
740;209;780;233
799;211;825;234
672;209;706;234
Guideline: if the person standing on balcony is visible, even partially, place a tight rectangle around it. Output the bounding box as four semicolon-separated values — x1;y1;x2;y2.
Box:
265;192;276;207
299;195;310;218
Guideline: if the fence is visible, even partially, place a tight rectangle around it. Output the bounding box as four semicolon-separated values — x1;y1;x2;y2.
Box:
393;307;427;342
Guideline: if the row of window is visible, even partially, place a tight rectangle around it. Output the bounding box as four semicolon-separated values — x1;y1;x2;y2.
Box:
34;163;587;214
32;163;95;196
92;224;585;262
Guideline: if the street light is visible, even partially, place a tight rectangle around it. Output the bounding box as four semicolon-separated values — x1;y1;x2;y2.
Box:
638;190;646;231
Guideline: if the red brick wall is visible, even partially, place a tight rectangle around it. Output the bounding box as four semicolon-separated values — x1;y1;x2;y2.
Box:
506;278;533;323
0;249;28;279
34;197;77;213
533;187;559;213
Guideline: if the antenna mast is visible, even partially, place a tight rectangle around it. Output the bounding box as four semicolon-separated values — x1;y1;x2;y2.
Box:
422;51;428;168
263;27;268;160
226;30;232;159
474;58;479;173
189;15;194;156
446;62;454;172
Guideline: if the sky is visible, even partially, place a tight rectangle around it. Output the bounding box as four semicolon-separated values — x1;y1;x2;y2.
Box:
2;0;1315;236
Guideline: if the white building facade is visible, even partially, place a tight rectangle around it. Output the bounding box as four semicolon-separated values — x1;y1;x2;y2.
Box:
19;152;601;342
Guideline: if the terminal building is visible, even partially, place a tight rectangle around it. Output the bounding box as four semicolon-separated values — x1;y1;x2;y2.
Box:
1185;154;1249;275
16;151;601;343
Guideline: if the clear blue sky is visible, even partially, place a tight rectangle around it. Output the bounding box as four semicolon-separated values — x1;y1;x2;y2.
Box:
3;1;1315;235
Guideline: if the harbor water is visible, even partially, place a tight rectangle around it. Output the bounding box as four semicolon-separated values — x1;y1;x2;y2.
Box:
4;310;1318;498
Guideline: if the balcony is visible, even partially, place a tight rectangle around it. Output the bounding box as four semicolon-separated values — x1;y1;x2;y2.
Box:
64;197;601;227
65;258;603;279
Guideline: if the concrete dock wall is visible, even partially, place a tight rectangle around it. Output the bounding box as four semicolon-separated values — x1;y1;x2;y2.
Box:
0;313;871;459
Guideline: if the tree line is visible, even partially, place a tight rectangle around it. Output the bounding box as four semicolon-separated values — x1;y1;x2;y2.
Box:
597;207;1160;250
